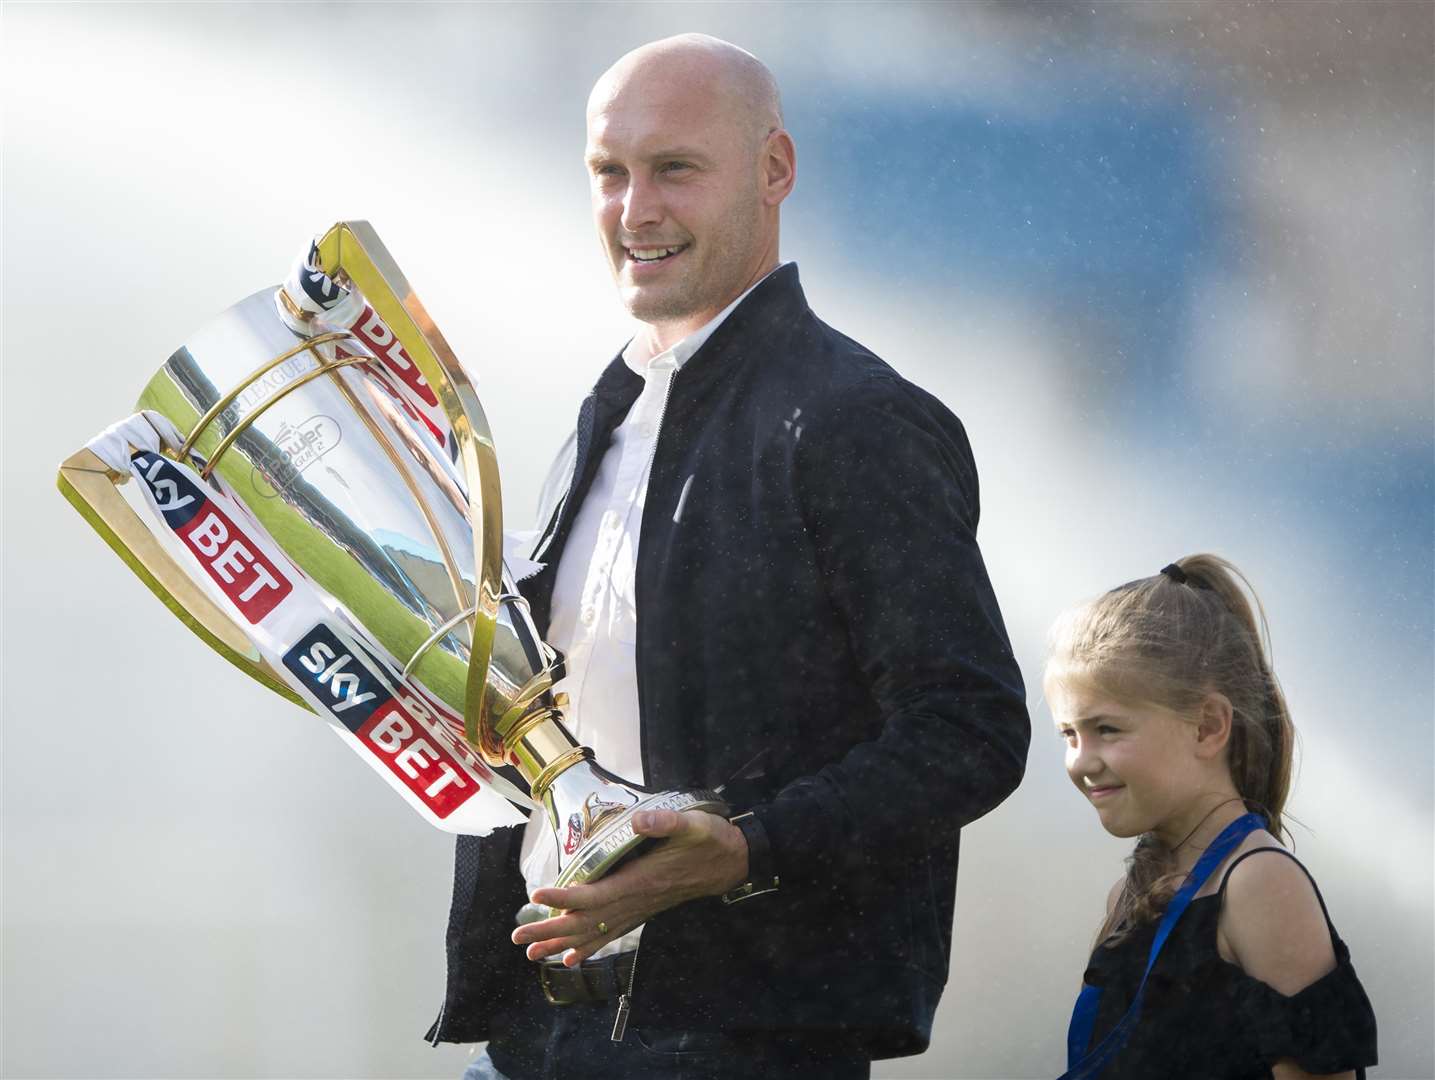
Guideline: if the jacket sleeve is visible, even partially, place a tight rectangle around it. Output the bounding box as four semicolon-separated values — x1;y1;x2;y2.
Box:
750;374;1031;891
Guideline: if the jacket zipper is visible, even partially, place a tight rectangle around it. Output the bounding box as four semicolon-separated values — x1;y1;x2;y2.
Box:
613;368;674;1045
634;365;677;787
611;938;641;1041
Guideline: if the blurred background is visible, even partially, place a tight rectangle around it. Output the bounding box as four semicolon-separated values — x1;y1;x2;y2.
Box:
3;3;1430;1077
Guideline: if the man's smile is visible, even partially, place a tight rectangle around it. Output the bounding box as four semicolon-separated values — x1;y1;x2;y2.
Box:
624;243;689;265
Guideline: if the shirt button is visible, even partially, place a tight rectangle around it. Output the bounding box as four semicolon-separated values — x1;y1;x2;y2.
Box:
580;607;595;627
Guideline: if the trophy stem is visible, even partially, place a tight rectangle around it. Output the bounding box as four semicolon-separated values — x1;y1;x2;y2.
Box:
530;747;593;802
496;705;728;892
501;705;583;795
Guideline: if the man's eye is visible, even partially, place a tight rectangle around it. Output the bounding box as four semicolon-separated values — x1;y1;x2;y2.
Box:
661;161;692;173
593;165;624;178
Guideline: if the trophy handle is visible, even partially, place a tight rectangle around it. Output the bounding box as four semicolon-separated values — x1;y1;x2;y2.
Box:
311;222;506;760
56;447;306;708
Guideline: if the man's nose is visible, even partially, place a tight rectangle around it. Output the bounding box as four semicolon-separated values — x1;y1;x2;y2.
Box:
620;174;662;232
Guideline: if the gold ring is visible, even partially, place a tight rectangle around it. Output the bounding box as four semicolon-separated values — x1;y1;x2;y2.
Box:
596;921;608;935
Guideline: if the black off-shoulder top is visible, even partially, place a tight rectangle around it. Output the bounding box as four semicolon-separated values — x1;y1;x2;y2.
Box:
1081;848;1378;1079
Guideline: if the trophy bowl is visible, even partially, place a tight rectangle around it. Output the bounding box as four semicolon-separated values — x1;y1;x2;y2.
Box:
57;221;724;887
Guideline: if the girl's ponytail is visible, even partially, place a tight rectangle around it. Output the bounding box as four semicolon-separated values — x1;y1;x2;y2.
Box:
1172;554;1295;841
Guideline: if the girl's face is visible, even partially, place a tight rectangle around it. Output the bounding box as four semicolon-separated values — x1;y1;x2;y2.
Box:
1048;680;1205;841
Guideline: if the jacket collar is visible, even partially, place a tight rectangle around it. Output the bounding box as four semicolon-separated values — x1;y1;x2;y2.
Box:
590;263;809;402
525;264;811;629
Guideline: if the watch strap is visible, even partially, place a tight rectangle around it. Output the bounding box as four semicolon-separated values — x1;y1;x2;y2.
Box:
721;811;780;904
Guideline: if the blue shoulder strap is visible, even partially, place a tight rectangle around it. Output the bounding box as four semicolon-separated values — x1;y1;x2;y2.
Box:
1058;812;1266;1080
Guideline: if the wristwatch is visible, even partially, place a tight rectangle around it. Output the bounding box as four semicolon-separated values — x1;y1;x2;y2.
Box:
721;811;780;904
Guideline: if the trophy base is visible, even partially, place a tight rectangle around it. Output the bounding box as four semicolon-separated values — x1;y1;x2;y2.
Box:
554;788;728;891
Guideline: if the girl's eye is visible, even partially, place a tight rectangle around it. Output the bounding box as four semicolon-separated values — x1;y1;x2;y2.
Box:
1097;724;1120;736
1057;728;1076;742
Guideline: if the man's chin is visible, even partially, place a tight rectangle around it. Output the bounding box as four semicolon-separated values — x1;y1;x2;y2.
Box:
618;283;696;327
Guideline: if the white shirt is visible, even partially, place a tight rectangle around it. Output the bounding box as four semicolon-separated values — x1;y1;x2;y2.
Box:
519;271;779;957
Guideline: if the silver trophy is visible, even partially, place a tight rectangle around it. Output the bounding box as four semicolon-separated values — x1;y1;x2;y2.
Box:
58;221;724;887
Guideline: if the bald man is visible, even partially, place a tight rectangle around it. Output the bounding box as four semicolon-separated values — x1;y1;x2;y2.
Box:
428;35;1030;1080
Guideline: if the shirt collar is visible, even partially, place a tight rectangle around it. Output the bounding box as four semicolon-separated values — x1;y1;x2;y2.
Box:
622;261;791;376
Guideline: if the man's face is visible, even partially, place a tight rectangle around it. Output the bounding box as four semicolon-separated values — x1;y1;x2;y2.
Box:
586;78;768;333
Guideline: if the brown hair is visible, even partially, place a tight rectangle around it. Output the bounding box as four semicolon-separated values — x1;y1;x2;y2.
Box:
1046;554;1296;938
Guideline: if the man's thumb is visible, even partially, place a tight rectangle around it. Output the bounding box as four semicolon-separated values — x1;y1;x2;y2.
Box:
631;809;684;837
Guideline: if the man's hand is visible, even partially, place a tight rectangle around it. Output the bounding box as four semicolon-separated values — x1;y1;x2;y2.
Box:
513;808;748;966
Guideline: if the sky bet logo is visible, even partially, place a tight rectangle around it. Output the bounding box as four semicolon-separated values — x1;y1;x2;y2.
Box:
283;624;472;818
350;307;439;407
132;451;292;622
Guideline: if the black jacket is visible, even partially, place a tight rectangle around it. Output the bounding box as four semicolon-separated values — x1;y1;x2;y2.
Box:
428;264;1030;1059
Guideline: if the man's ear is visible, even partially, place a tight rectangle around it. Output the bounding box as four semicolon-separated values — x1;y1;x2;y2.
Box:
1194;692;1234;758
761;129;796;206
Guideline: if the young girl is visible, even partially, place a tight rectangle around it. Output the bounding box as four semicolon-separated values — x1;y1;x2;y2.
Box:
1046;555;1377;1080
